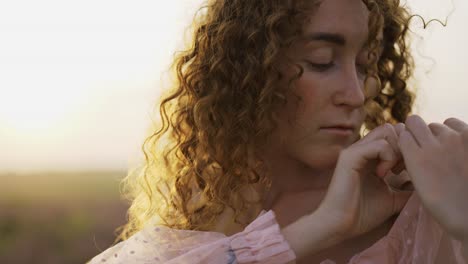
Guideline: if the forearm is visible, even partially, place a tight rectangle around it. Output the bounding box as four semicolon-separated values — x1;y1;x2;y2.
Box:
282;210;344;261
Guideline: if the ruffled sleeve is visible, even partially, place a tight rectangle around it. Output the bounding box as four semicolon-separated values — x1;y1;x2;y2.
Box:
230;210;297;264
88;210;296;264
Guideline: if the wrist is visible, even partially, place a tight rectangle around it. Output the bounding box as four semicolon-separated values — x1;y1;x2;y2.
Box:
282;209;346;260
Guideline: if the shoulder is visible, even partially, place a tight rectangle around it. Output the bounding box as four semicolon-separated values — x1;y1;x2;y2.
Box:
210;206;249;236
209;184;265;236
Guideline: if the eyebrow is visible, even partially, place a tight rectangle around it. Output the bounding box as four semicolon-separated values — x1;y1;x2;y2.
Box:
306;32;346;46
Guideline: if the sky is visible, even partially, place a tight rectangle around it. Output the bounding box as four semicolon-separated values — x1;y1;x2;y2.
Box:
0;0;466;173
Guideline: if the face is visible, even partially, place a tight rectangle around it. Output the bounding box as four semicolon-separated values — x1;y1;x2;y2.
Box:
269;0;372;170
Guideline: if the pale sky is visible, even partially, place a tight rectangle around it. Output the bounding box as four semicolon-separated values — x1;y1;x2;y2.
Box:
0;0;466;172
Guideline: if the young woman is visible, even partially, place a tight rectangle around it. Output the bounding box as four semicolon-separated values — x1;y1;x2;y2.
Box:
90;0;468;263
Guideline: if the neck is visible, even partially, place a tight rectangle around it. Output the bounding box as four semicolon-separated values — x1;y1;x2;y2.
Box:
260;150;335;210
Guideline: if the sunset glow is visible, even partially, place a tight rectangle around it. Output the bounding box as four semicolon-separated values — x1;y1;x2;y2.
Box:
1;0;467;172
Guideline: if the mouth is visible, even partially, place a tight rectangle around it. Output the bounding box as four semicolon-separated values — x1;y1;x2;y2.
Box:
319;126;355;136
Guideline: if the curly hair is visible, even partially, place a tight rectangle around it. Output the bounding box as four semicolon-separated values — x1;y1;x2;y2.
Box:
115;0;415;242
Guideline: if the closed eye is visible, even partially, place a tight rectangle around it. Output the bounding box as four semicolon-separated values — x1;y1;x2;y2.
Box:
305;61;335;72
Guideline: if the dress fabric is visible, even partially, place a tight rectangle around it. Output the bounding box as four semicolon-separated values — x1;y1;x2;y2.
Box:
89;193;467;264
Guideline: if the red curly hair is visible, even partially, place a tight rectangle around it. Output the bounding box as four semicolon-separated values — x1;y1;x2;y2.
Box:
116;0;415;242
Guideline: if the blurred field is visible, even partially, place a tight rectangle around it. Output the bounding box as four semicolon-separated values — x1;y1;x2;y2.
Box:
0;171;129;264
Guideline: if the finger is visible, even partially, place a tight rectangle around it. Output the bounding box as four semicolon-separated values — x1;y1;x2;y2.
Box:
394;123;406;137
443;117;468;133
398;129;420;151
355;139;397;162
384;169;410;187
367;140;399;178
428;122;448;137
398;130;420;178
376;159;399;179
346;138;398;178
358;123;401;158
405;115;436;147
391;159;406;174
385;170;413;192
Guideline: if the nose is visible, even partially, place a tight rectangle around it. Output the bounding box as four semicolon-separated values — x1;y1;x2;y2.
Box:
332;64;366;108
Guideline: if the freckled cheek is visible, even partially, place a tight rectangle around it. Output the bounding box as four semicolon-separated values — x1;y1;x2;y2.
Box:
289;77;325;122
294;75;328;106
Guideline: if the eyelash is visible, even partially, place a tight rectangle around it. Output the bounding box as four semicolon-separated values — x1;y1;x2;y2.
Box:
306;61;334;72
306;61;368;75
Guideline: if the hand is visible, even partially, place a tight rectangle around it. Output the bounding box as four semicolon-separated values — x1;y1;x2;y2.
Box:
316;123;413;240
398;115;468;242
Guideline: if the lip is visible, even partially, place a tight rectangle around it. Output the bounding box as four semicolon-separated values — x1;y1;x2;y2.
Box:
321;124;356;129
319;127;354;136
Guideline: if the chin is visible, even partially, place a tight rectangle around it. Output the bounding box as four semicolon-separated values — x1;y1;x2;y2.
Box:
303;146;342;170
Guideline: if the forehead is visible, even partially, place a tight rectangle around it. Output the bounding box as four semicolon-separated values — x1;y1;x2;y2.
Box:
304;0;370;47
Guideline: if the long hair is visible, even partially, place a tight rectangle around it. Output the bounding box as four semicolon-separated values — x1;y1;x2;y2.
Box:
116;0;415;242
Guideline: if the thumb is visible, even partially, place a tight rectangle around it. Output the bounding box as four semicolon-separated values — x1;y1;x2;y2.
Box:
376;159;398;178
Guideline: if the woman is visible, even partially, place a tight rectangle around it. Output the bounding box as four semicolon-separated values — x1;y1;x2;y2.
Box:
90;0;468;263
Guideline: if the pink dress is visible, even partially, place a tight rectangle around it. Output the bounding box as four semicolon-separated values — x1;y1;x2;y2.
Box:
89;193;467;263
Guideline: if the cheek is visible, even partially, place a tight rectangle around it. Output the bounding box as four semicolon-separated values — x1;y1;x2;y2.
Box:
296;78;317;97
293;74;324;114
